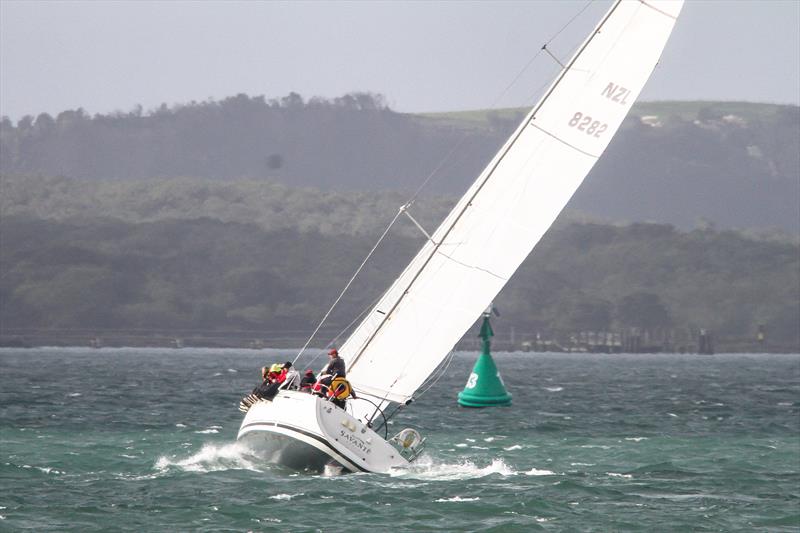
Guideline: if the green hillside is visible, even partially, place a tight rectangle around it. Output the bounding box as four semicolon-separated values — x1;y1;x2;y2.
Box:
2;94;796;233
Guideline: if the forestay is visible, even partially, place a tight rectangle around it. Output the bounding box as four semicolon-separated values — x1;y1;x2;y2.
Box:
340;0;684;421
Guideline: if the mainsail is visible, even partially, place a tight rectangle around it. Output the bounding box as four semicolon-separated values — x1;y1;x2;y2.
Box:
340;0;684;420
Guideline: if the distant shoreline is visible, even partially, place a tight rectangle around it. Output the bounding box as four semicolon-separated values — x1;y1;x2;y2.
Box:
2;335;796;355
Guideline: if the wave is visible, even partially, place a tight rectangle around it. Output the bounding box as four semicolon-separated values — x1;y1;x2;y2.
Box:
154;441;262;474
525;467;559;476
269;493;304;501
434;496;480;502
390;455;516;481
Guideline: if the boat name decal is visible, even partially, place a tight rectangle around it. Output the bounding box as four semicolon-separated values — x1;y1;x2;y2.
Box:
340;430;372;454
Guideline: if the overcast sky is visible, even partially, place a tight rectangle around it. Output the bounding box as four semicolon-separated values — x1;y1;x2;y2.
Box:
1;0;798;121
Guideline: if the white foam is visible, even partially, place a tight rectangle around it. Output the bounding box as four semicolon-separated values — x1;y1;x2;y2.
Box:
175;423;187;428
624;437;648;442
525;467;558;476
194;429;219;434
390;456;515;481
607;472;633;479
668;413;678;418
154;442;261;473
269;493;303;501
434;496;480;502
504;445;522;451
544;386;563;392
67;392;82;397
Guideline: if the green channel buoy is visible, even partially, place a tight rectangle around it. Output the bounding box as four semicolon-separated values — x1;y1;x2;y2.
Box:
458;313;512;407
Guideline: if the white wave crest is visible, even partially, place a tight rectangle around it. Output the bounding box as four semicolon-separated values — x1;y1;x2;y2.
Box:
269;493;304;501
435;496;480;502
154;442;261;473
390;455;516;480
525;467;558;476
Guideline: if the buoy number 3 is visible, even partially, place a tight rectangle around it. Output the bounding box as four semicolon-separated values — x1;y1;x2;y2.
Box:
466;373;478;389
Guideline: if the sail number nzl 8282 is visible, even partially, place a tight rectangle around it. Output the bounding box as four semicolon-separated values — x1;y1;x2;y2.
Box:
567;112;607;138
565;81;633;139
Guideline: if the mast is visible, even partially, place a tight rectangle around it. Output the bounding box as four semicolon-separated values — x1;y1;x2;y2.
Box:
348;1;625;372
341;0;684;419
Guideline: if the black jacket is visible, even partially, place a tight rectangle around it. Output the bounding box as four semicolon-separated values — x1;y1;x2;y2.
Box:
324;357;346;377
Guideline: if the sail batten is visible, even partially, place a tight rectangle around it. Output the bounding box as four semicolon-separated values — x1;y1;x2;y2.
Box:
340;0;684;422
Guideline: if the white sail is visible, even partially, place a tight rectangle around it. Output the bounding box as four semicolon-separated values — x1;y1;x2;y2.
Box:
340;0;683;419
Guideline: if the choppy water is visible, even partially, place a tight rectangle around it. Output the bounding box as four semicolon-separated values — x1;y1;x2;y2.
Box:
1;348;798;531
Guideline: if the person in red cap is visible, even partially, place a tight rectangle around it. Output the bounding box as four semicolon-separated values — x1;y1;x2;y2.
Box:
300;368;316;392
315;348;346;396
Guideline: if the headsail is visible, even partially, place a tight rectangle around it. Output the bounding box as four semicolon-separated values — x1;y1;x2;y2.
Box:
340;0;684;421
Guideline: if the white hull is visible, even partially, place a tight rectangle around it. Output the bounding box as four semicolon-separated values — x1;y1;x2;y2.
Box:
237;390;410;473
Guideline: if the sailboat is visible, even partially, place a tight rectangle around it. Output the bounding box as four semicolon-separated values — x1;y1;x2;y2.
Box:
237;0;684;473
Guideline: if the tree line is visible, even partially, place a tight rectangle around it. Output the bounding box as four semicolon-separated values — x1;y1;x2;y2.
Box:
2;211;797;350
1;94;798;233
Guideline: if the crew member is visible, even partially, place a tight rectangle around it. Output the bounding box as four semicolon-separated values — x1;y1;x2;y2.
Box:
315;348;346;395
300;369;316;392
280;361;301;390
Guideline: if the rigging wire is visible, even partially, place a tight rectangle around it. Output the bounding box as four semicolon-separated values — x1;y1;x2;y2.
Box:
404;0;595;207
293;0;596;368
415;349;457;399
300;285;389;371
292;207;404;365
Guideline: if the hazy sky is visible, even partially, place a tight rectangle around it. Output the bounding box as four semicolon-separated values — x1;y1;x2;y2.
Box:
1;0;798;121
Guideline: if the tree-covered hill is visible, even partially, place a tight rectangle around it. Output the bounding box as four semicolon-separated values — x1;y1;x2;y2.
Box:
2;213;797;351
1;94;797;233
0;174;455;239
2;95;797;350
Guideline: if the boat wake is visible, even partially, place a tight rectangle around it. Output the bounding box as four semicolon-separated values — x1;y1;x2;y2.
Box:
389;454;515;481
154;441;264;474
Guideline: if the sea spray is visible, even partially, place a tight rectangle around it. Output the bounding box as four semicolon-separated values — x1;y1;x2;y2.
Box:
389;455;516;481
154;441;261;473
